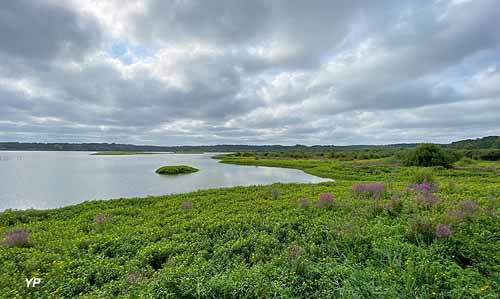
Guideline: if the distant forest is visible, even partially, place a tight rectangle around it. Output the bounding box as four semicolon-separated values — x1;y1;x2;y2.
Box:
0;136;498;152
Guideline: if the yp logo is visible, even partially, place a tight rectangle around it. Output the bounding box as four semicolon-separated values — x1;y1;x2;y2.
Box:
26;278;41;288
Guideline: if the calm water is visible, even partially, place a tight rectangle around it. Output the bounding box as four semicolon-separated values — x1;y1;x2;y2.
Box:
0;151;329;211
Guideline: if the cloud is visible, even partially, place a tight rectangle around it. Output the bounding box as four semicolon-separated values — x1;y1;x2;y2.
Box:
0;0;499;145
0;0;103;69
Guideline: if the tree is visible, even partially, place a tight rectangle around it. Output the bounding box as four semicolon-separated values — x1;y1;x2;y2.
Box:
402;144;457;168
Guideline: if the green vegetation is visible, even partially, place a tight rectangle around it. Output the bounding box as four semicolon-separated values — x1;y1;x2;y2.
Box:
226;149;397;160
449;136;500;149
1;135;498;153
461;149;500;161
1;151;498;298
397;144;460;168
92;152;166;155
410;168;435;184
155;165;199;175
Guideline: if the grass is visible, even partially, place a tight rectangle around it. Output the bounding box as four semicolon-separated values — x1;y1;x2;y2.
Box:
155;165;199;175
0;155;498;298
91;152;167;155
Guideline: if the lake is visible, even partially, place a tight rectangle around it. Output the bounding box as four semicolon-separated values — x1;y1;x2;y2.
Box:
0;151;330;211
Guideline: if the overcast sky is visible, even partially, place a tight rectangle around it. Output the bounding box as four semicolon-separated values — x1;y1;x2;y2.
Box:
1;0;499;145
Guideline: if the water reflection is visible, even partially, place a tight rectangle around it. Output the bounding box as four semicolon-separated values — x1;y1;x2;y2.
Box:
0;152;330;210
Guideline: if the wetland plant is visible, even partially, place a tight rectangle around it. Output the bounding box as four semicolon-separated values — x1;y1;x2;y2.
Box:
353;183;385;199
2;228;31;248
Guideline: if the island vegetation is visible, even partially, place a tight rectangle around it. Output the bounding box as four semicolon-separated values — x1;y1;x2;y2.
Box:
0;142;499;298
155;165;199;175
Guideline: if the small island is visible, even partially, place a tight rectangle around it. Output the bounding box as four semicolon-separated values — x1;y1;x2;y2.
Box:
155;165;199;175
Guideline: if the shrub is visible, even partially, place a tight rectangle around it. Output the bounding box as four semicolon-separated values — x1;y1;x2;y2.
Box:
454;157;476;167
316;192;334;208
352;183;385;199
2;228;31;247
480;149;500;161
463;149;500;161
401;144;458;168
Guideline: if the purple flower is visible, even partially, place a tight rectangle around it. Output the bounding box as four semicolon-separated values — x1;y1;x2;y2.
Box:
449;209;466;221
181;201;193;210
416;192;440;207
2;228;30;247
449;200;477;221
316;192;334;208
408;218;435;244
435;224;453;238
353;183;385;199
461;200;477;214
95;213;108;224
409;180;438;193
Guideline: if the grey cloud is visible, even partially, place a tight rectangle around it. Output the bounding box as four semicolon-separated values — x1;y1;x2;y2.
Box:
131;0;405;68
300;0;500;116
0;0;102;65
133;0;271;46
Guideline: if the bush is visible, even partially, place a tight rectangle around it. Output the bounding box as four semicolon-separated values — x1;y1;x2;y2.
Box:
454;157;476;167
479;149;500;161
401;144;458;168
462;149;500;161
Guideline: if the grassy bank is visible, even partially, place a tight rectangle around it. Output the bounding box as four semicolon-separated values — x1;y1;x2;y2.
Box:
0;155;498;298
155;165;199;175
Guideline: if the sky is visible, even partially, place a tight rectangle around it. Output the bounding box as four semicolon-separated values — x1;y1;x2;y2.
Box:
1;0;499;146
